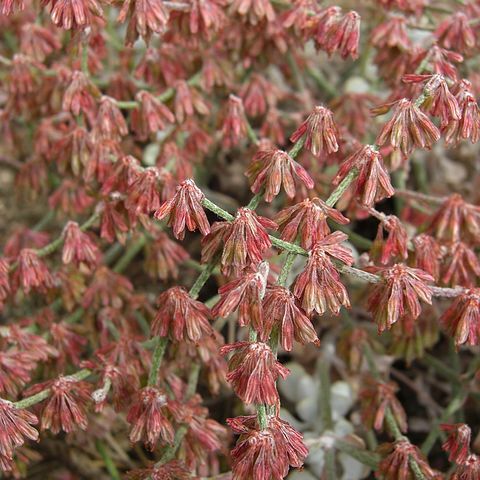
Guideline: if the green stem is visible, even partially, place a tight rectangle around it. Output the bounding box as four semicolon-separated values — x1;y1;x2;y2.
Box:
189;261;217;299
147;337;168;387
96;440;121;480
112;235;146;273
326;168;358;207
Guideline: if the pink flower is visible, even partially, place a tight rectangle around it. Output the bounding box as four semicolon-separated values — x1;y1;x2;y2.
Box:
228;414;308;479
0;399;38;462
94;96;128;141
45;0;104;30
371;215;409;265
62;71;100;124
155;179;210;240
132;91;175;140
125;167;162;216
275;197;349;250
127;387;174;450
451;453;480;479
367;264;433;333
221;208;277;275
212;263;268;332
173;80;209;123
441;242;480;287
412;234;442;281
441;423;472;465
441;289;480;346
262;286;319;351
371;17;410;50
333;145;394;207
290;106;340;156
324;10;361;59
34;376;92;433
220;341;289;405
376;98;440;156
221;94;248;148
15;249;54;294
62;221;100;269
436;12;476;55
152;287;212;343
246;149;314;202
0;259;11;311
293;231;354;315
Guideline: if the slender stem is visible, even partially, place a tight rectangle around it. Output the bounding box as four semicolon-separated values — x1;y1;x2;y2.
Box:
189;261;217;299
147;337;168;387
96;440;121;480
325;168;358;207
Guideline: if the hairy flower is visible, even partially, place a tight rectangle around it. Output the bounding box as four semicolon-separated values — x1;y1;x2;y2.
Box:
35;376;92;433
228;414;308;479
152;287;212;343
44;0;104;30
220;208;276;275
359;378;407;433
15;249;54;294
324;10;360;59
221;94;248;148
132;91;175;140
290;105;339;156
441;423;471;465
212;263;268;332
95;97;129;141
333;145;394;207
246;149;314;202
441;242;480;288
262;286;319;351
371;215;409;265
427;193;480;244
412;234;442;281
376;440;436;479
293;231;353;316
62;221;100;269
367;264;433;333
275;197;349;250
450;453;480;479
220;341;289;405
127;387;174;450
155;179;210;240
0;400;38;461
441;289;480;346
62;71;100;124
118;0;169;45
376;98;440;156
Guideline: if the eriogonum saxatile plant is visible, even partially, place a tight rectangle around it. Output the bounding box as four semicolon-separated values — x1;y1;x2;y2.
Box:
0;0;480;478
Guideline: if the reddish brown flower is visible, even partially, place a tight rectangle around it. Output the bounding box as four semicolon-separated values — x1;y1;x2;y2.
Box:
275;197;349;249
367;264;433;333
359;378;407;433
220;341;289;405
62;71;100;124
441;289;480;346
44;0;104;30
228;414;308;479
441;242;480;288
0;400;38;461
371;215;409;265
324;10;361;59
173;80;209;123
333;145;394;207
412;234;442;281
435;12;475;55
290;105;340;156
201;220;231;264
0;351;37;397
441;423;471;465
118;0;169;45
95;96;128;141
451;453;480;479
376;98;441;156
221;94;248;148
36;376;92;433
15;249;54;294
427;193;480;244
246;149;314;202
144;232;189;280
125;167;162;216
62;221;100;269
376;440;436;480
152;287;212;343
155;179;210;240
221;208;277;275
212;264;268;331
443;79;480;146
371;17;410;50
127;460;191;480
262;286;319;351
20;23;61;62
132;91;175;140
293;231;354;316
0;0;23;15
229;0;275;25
127;387;174;450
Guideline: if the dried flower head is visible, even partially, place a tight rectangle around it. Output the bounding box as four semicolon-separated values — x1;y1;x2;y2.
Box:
367;264;433;333
62;221;100;269
441;423;472;465
155;179;210;240
220;341;289;405
246;149;314;202
290;105;340;156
